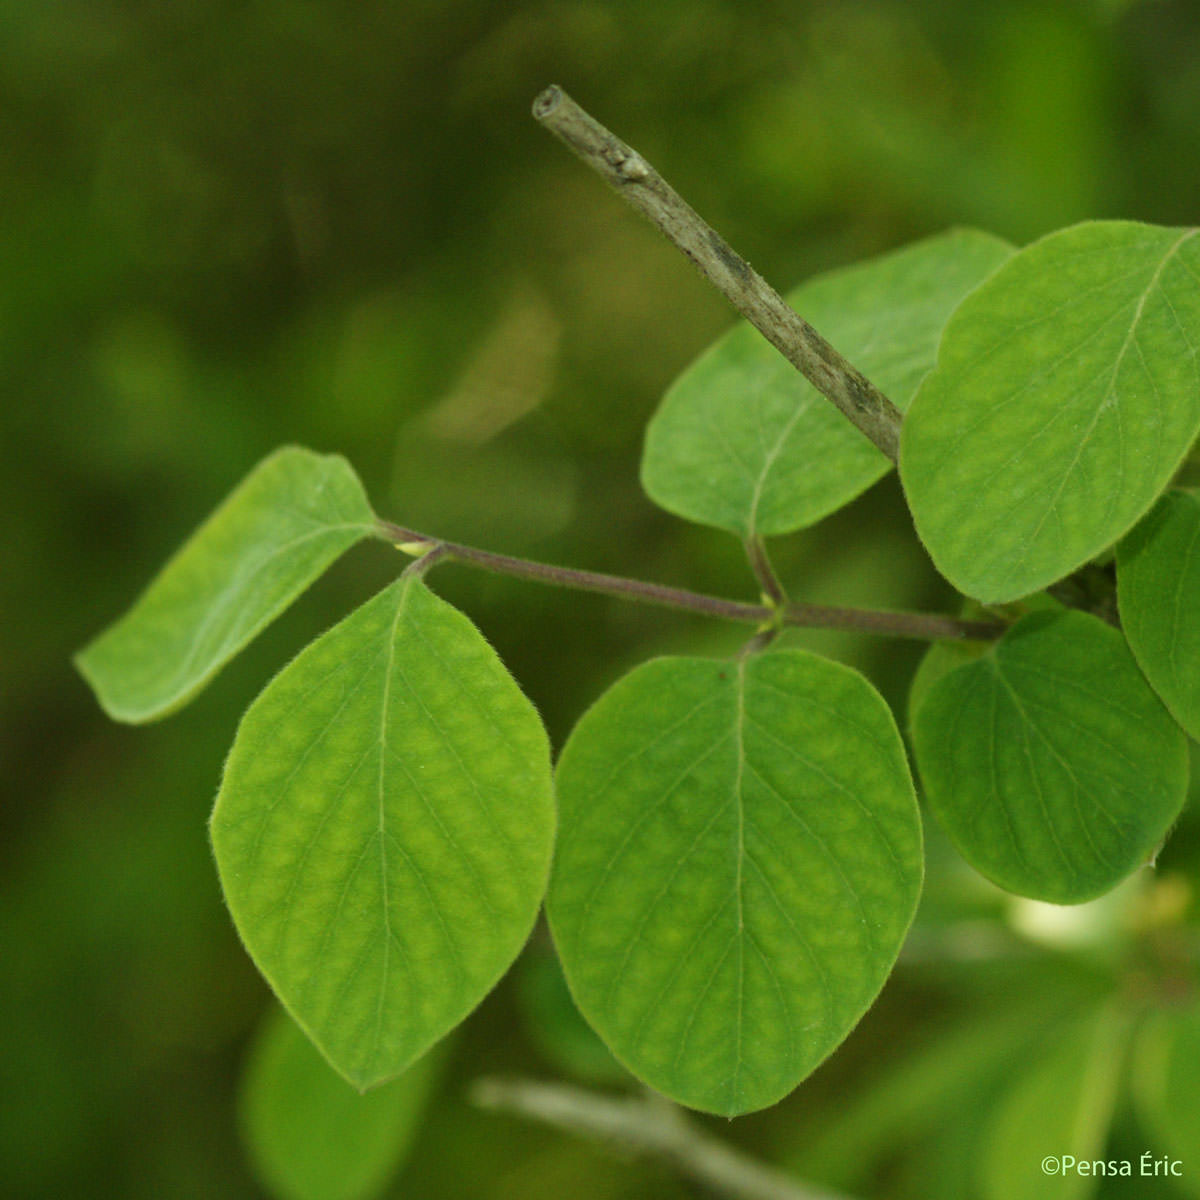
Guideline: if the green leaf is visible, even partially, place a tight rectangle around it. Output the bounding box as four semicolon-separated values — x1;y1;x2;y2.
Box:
547;651;922;1116
640;228;1013;537
75;446;377;723
210;577;555;1090
239;1005;445;1200
1117;490;1200;740
1133;1002;1200;1191
911;610;1188;903
901;221;1200;603
980;1008;1129;1200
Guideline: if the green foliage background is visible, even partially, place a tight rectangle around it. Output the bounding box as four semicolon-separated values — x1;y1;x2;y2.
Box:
5;0;1200;1196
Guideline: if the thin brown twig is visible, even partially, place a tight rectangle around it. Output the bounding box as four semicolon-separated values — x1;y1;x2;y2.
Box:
376;520;1005;642
532;85;903;461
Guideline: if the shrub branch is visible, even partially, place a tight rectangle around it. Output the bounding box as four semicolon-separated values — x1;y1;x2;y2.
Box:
532;84;903;461
376;520;1004;642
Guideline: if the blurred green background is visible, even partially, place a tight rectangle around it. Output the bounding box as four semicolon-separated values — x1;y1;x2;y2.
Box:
5;0;1200;1197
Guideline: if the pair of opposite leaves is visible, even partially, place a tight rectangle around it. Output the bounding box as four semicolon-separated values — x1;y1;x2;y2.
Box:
73;447;922;1116
76;217;1200;1117
74;446;921;1116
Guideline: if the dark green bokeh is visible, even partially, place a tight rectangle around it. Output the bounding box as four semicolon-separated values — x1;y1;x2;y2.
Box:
5;1;1200;1196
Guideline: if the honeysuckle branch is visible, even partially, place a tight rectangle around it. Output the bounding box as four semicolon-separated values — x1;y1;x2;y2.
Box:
532;85;904;462
470;1077;856;1200
375;519;1006;642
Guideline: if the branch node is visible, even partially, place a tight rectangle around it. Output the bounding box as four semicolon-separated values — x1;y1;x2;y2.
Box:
401;542;451;579
618;152;650;182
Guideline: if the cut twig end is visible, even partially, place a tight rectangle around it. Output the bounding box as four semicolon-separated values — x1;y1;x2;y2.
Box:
529;84;903;462
532;85;563;120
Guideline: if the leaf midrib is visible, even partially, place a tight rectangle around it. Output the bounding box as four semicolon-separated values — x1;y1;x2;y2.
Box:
371;577;410;1061
730;660;746;1107
909;241;1187;502
171;520;372;691
1019;228;1199;558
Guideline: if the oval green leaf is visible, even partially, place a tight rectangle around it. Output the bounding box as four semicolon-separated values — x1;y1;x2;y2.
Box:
547;651;922;1116
75;446;377;723
239;1005;445;1200
641;229;1013;537
981;1008;1128;1200
210;576;555;1090
1133;1002;1200;1191
912;610;1188;903
901;221;1200;603
1117;490;1200;740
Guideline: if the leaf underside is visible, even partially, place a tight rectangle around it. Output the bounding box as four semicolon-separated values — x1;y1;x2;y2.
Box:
1116;489;1200;740
641;228;1014;538
211;577;555;1090
239;1005;444;1200
901;220;1200;603
981;1009;1127;1200
1133;1002;1200;1197
548;651;922;1116
75;445;377;723
912;610;1188;904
